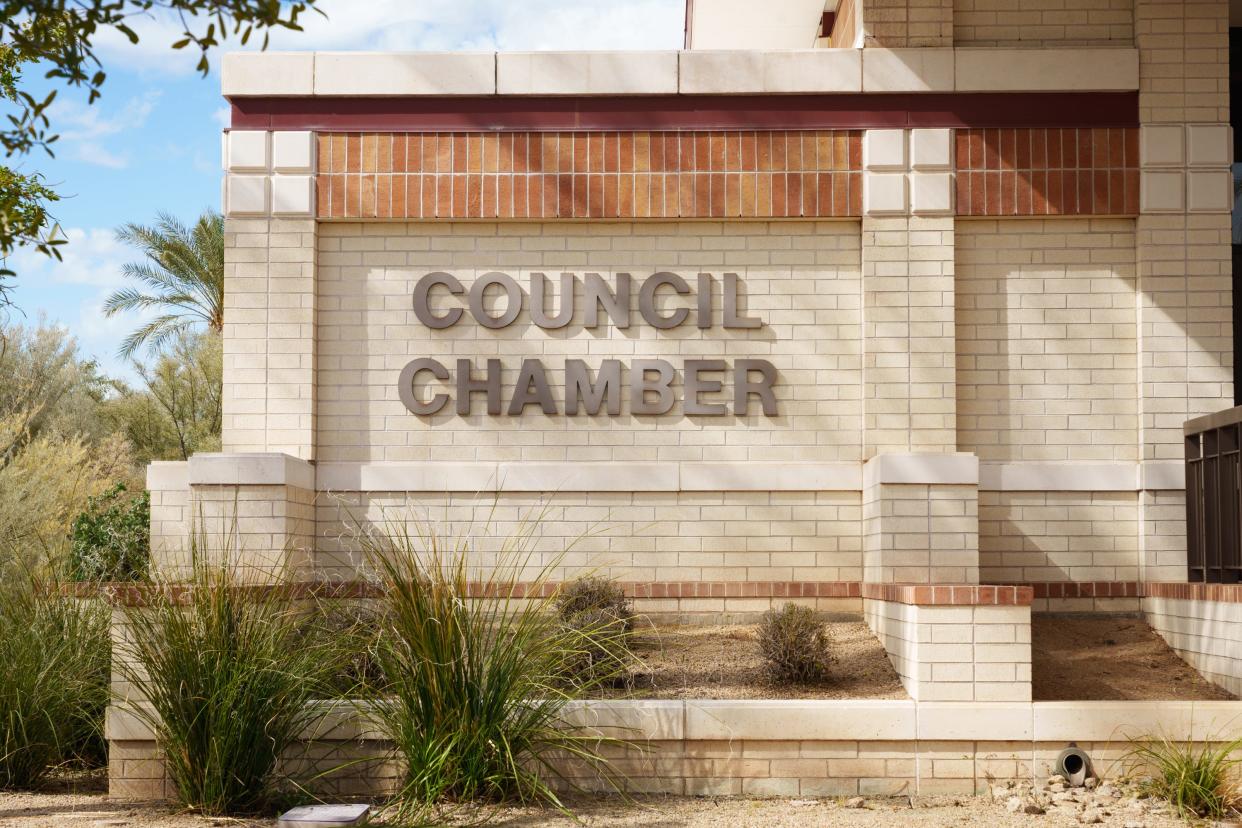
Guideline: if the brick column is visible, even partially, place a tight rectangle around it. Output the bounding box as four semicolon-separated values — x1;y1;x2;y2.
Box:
221;130;319;460
1135;0;1233;581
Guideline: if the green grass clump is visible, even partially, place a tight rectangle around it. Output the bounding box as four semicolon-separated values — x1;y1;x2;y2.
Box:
115;558;340;815
1128;732;1242;819
0;568;109;787
357;516;630;822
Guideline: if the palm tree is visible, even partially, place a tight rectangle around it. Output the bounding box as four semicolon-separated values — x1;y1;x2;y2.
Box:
105;210;223;359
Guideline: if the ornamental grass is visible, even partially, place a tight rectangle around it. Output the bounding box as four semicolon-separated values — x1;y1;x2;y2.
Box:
354;509;632;823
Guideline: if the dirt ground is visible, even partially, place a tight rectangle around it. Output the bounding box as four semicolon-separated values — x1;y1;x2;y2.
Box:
0;786;1201;828
599;621;908;700
1032;614;1236;701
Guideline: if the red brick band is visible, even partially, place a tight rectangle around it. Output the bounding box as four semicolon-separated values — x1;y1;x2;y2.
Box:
316;130;862;220
1142;581;1242;603
1029;581;1142;599
862;582;1034;606
955;127;1139;216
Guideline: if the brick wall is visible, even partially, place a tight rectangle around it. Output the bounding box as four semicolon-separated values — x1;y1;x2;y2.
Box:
315;221;864;463
863;0;954;47
316;491;862;615
953;0;1134;46
955;218;1139;462
978;491;1140;584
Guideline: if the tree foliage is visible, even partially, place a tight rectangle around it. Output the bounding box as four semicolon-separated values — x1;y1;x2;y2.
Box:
106;209;224;358
0;0;319;298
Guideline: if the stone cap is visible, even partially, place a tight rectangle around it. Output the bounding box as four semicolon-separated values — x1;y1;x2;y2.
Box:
222;48;1139;98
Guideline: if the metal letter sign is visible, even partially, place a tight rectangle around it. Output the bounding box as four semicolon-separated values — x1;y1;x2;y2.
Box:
402;271;778;417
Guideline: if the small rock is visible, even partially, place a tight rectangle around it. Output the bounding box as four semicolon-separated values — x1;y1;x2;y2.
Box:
1005;796;1024;813
790;799;817;807
1047;774;1067;786
1096;784;1119;799
1084;777;1099;790
1080;808;1104;824
1023;802;1046;815
1122;822;1145;828
844;796;866;809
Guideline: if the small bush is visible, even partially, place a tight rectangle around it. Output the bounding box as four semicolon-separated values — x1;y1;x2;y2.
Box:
0;569;110;788
307;602;387;697
1127;733;1242;819
554;576;633;630
116;556;340;815
758;603;831;683
69;483;150;582
356;517;630;822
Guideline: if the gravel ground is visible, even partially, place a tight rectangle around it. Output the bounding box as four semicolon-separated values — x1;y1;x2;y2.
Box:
0;773;1211;828
599;622;908;700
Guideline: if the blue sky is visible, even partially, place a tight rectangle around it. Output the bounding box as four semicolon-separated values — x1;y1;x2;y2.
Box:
5;0;685;381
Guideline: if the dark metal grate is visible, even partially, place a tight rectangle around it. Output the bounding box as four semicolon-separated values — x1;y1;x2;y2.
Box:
1185;407;1242;584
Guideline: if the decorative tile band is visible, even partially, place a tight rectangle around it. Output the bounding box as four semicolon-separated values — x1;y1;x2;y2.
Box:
1029;582;1142;599
315;130;863;220
862;583;1034;606
955;127;1139;216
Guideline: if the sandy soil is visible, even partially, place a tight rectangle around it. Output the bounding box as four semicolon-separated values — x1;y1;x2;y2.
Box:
1032;614;1236;701
0;787;1198;828
599;622;908;700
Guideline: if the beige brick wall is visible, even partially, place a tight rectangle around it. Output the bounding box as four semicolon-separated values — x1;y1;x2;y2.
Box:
315;221;863;463
316;490;861;604
222;218;317;459
978;491;1140;583
956;219;1139;463
1144;596;1242;696
1136;0;1227;125
862;216;957;456
953;0;1134;46
863;600;1032;701
863;483;979;584
863;0;954;46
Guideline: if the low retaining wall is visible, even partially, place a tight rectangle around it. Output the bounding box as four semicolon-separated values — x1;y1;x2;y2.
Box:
1144;583;1242;698
106;699;1242;800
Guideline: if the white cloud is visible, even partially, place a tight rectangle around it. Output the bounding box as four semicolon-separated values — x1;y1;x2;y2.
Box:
54;91;162;169
89;0;685;76
10;227;131;289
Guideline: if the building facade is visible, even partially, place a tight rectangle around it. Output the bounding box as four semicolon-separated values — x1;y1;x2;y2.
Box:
112;0;1242;800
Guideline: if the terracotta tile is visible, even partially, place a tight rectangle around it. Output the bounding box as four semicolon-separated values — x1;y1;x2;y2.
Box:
772;132;788;172
756;172;772;216
323;174;341;218
317;135;332;173
1076;128;1093;169
507;174;525;219
1090;169;1107;214
984;171;1001;215
771;173;789;217
1027;170;1047;214
381;134;395;173
602;174;618;217
786;172;803;216
447;135;464;173
723;172;739;216
689;171;706;216
585;133;601;173
674;133;692;172
431;174;448;217
1015;170;1033;214
1000;170;1016;214
634;174;651;218
1014;129;1031;170
955;171;971;214
756;133;773;172
570;175;586;218
689;132;706;172
459;174;476;216
1029;128;1047;170
345;134;361;173
1105;127;1123;170
567;133;583;174
650;133;666;172
1076;169;1093;214
740;172;756;217
1108;169;1125;214
656;173;671;217
478;175;495;218
726;132;741;171
415;134;432;174
673;172;690;216
816;132;833;171
375;175;391;218
546;173;561;217
357;174;375;218
1045;128;1062;169
420;175;436;218
619;174;634;217
848;171;862;215
1000;128;1017;171
815;173;832;217
786;132;803;172
1123;168;1140;214
848;131;862;169
477;134;494;174
634;133;651;173
618;133;633;173
431;135;449;174
1092;127;1108;171
741;132;758;170
709;132;725;171
1043;168;1062;214
954;129;971;171
585;173;601;217
467;135;483;174
982;128;999;170
1124;127;1139;169
359;133;376;173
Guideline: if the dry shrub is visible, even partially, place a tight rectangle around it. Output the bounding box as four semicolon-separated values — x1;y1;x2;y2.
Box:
758;602;831;683
555;576;635;688
1128;732;1242;819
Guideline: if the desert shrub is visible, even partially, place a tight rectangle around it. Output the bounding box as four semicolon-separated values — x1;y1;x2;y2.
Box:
115;556;341;815
758;602;831;683
554;576;633;630
356;517;629;822
0;568;109;787
1128;733;1242;819
69;483;150;582
306;601;387;697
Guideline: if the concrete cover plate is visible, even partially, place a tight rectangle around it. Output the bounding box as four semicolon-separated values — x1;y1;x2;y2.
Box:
277;803;370;827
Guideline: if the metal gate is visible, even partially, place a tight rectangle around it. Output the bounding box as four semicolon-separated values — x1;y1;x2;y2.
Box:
1185;407;1242;584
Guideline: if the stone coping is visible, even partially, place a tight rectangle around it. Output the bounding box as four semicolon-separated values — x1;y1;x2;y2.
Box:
106;699;1242;744
862;583;1033;606
221;48;1139;99
149;458;1186;494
